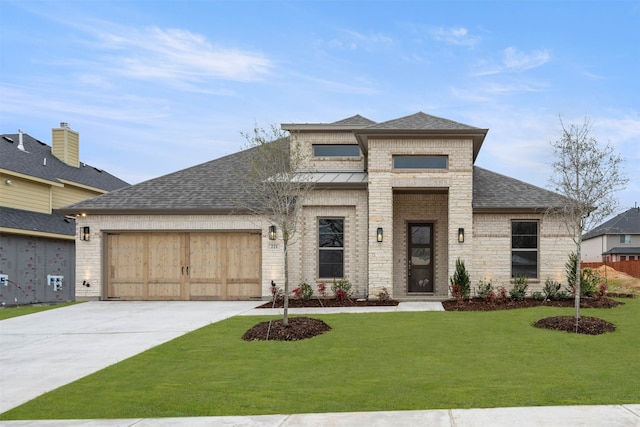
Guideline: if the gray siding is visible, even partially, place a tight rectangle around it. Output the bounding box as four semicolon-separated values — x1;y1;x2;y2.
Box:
0;234;75;305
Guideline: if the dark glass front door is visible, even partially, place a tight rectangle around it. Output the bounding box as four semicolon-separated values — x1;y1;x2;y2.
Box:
407;223;434;292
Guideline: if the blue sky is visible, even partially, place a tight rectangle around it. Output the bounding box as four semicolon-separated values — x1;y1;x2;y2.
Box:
1;0;638;213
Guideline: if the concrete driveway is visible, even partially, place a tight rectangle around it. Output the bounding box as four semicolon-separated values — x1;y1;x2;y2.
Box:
0;301;260;413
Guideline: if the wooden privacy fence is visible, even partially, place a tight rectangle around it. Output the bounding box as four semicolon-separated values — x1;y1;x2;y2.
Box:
582;260;640;279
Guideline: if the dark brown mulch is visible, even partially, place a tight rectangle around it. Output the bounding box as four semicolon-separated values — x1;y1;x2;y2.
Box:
442;297;623;311
533;316;616;335
257;298;399;309
242;317;331;341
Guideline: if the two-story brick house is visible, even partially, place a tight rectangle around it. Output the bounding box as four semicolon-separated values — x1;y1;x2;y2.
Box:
60;112;574;301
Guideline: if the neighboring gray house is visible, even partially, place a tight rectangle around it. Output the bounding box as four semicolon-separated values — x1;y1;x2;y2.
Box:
60;112;574;301
0;125;129;305
582;207;640;262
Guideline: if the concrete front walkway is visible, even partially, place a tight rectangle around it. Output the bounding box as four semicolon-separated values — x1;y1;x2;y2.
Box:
0;301;260;413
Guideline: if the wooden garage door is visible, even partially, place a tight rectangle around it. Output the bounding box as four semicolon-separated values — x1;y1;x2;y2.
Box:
107;232;261;300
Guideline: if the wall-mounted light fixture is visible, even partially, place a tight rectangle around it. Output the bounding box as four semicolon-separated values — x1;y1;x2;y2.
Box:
377;227;384;243
81;226;91;241
5;179;12;185
268;225;276;240
458;228;465;243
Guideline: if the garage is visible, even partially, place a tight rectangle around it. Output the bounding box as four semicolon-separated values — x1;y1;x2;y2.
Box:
106;232;261;300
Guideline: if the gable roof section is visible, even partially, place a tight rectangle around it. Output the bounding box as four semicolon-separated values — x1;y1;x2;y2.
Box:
331;115;377;126
583;207;640;240
366;112;478;130
353;112;488;161
472;166;568;211
1;132;129;191
58;145;263;215
0;206;75;237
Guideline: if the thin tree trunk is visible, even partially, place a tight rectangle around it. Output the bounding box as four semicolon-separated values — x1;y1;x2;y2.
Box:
575;238;582;322
283;241;289;326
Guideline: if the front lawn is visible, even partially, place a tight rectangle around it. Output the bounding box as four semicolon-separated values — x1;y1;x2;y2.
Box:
0;302;80;321
1;299;638;420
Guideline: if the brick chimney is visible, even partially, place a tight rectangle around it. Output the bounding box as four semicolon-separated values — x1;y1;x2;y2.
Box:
52;122;80;168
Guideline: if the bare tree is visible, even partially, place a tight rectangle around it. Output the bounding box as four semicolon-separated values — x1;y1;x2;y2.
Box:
548;116;628;323
238;124;315;326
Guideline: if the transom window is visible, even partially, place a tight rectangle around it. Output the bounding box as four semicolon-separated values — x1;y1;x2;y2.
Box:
620;234;631;244
313;144;360;157
318;218;344;278
511;221;538;279
393;155;448;169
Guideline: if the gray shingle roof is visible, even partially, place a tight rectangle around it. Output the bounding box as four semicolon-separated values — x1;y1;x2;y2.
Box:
0;206;75;236
1;133;129;191
602;246;640;255
473;166;568;211
58;144;264;214
366;112;479;130
331;115;376;125
583;207;640;240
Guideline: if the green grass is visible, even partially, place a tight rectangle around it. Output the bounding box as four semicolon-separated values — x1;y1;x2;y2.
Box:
0;302;80;320
2;299;639;420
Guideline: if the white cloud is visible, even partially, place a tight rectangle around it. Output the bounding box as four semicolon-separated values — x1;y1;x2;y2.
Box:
430;27;480;46
502;46;550;71
96;26;273;83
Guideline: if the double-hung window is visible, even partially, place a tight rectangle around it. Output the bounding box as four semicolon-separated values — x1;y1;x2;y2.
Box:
511;221;538;279
318;218;344;278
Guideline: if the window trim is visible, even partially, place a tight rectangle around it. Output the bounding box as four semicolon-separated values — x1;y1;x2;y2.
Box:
620;234;631;244
392;155;448;170
312;144;361;158
318;217;345;279
511;220;539;279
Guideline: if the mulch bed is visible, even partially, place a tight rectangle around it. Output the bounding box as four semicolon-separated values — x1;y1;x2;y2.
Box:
533;316;616;335
257;298;399;308
242;317;331;341
441;297;623;311
244;297;623;340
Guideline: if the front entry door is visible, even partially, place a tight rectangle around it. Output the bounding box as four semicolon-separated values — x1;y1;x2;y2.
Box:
407;223;434;292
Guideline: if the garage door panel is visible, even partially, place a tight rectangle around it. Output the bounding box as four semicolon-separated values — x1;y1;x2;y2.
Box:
189;281;224;298
110;283;144;299
148;282;182;299
189;233;223;279
227;282;261;299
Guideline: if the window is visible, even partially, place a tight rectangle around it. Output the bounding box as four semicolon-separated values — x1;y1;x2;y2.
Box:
393;155;447;169
318;218;344;278
512;221;538;279
620;234;631;244
620;256;627;261
313;144;360;157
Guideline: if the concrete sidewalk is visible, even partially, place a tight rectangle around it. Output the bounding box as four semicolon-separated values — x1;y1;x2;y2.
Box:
1;404;639;426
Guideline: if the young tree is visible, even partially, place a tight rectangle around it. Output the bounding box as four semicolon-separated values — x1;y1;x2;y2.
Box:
548;117;628;323
238;124;315;326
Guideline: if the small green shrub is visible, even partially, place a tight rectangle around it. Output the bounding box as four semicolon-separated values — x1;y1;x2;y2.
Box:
581;268;601;297
509;276;529;301
331;278;353;299
449;258;471;301
532;291;545;301
476;280;494;299
299;282;313;300
543;278;562;301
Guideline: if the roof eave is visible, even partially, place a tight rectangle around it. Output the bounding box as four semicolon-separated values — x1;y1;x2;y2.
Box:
55;207;256;216
353;128;488;161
